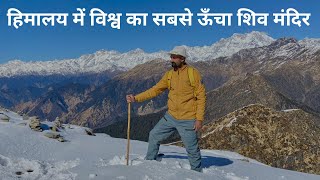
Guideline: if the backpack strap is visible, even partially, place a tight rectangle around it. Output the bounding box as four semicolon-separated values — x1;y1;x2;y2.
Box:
167;69;173;90
187;67;197;98
187;67;195;88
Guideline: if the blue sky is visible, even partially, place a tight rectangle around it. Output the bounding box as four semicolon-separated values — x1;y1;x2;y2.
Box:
0;0;319;63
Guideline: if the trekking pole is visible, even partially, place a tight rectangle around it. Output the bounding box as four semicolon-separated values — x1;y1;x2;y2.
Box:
126;102;131;166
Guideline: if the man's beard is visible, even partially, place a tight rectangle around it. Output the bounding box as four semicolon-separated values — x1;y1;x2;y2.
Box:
171;62;182;71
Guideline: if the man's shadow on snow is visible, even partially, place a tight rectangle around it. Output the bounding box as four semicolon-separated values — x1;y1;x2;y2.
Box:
162;152;233;168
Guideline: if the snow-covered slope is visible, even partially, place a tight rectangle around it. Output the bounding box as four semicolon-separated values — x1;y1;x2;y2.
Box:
0;109;319;180
299;38;320;54
0;31;274;77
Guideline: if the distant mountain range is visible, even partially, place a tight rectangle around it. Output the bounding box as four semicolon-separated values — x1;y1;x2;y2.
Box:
0;31;275;77
2;31;320;78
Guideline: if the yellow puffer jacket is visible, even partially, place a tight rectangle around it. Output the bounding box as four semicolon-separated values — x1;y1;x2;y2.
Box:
134;65;206;121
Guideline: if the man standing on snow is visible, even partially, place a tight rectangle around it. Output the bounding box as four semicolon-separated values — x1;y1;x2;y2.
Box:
126;46;206;172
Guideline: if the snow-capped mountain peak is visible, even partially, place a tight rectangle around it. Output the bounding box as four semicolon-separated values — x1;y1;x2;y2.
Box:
186;31;275;61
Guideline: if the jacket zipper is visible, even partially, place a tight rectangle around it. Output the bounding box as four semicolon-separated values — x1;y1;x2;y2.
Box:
177;70;180;118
